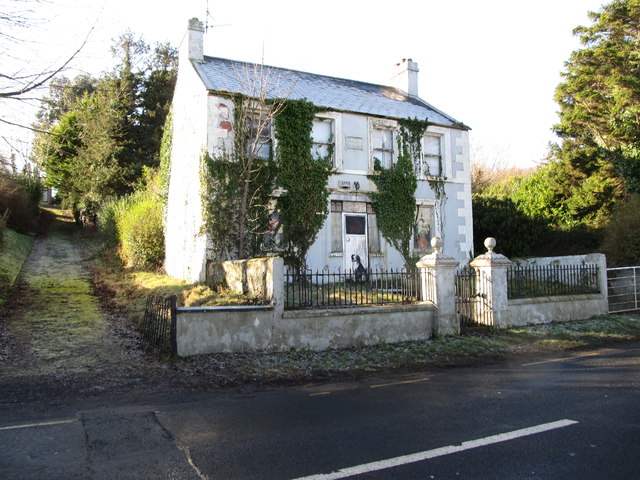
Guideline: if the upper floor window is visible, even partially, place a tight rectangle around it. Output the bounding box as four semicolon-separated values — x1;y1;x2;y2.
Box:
422;134;443;177
311;118;335;165
372;128;394;169
246;112;272;160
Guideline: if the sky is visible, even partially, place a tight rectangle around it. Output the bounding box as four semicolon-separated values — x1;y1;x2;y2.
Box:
2;0;607;169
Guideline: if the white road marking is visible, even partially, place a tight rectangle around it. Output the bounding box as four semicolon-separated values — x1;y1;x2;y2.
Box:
0;418;77;431
290;419;579;480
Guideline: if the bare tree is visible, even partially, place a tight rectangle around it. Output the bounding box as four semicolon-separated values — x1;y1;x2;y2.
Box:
232;62;295;259
0;0;93;134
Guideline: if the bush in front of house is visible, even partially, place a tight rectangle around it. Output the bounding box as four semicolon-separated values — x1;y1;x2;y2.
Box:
114;191;164;270
96;167;165;270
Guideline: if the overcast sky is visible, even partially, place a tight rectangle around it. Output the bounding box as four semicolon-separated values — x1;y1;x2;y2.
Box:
2;0;606;168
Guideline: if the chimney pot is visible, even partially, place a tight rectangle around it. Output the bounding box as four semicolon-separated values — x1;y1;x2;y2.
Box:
389;58;419;97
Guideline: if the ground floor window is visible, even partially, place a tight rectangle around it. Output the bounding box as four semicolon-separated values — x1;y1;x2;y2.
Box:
413;205;434;253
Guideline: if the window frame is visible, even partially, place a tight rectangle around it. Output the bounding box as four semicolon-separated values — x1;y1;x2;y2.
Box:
419;126;450;179
369;118;398;172
372;127;395;169
245;109;273;161
312;112;342;169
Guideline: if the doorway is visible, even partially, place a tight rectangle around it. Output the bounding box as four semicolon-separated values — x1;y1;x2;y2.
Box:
343;213;368;274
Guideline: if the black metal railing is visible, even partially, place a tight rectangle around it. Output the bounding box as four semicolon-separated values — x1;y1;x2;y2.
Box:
141;295;177;355
507;263;600;299
284;268;422;310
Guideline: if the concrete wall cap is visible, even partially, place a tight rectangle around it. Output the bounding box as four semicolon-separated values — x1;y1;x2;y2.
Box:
470;252;512;267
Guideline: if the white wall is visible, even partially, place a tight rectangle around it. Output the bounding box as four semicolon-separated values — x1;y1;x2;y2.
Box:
164;57;209;282
166;65;473;279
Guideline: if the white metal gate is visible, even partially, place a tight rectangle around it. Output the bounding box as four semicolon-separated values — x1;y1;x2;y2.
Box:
607;266;640;313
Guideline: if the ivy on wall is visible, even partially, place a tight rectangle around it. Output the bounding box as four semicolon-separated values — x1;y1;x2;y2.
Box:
274;99;333;272
200;95;277;261
158;108;173;215
368;119;423;266
200;97;332;269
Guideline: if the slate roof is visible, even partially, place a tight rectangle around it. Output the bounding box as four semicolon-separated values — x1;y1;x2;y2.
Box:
192;56;468;130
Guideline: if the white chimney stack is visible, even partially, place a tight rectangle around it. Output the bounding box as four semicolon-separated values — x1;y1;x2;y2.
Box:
187;18;204;63
389;58;419;97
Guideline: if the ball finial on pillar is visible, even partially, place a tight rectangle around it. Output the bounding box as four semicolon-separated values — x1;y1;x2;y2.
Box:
431;236;443;254
484;237;496;254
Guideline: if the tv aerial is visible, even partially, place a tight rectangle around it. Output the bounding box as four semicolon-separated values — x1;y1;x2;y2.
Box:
205;0;231;32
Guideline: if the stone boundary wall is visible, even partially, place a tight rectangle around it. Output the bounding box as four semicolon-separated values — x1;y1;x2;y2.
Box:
506;253;608;326
508;294;607;327
175;304;435;356
172;242;611;356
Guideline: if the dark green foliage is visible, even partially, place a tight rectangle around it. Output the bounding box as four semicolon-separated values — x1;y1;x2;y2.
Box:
274;99;333;271
472;196;547;258
601;195;640;267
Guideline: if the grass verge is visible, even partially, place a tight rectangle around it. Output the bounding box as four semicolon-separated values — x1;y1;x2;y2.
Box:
80;217;640;385
0;227;34;304
170;315;640;384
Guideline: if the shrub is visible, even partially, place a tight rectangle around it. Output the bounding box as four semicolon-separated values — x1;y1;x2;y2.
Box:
472;195;547;257
116;193;165;269
0;170;42;234
96;195;135;246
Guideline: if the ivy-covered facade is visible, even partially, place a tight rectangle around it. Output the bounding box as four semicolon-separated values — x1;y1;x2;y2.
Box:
165;19;473;282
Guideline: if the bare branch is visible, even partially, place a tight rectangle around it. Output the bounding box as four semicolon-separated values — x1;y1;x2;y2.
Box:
0;23;95;99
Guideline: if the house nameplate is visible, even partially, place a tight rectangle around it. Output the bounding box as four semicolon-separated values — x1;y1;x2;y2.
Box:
346;136;364;150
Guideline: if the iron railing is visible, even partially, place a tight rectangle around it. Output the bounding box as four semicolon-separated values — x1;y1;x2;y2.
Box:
507;264;600;299
284;268;422;310
141;295;177;355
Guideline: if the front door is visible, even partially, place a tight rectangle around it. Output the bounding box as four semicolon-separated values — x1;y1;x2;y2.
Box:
343;213;368;276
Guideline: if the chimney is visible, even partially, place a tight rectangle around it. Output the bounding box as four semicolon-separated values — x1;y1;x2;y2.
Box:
187;18;205;63
389;58;419;97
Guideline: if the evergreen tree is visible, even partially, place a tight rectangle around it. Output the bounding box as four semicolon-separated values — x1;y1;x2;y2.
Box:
554;0;640;193
34;34;177;221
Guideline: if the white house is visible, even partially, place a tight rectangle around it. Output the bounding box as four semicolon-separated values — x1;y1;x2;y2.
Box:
165;18;473;282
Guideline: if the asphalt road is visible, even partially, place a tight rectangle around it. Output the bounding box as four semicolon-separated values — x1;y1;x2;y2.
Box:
2;343;639;479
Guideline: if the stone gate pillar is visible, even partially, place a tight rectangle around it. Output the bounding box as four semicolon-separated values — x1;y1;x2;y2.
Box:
470;237;512;328
416;237;460;337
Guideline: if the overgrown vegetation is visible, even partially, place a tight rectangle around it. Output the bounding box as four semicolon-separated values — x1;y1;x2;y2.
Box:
97;169;165;269
274;99;334;271
471;1;640;264
0;158;43;236
33;33;176;225
369;119;421;266
90;243;265;326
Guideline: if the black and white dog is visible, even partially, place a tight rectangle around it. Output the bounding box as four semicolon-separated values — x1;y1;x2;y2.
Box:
351;254;368;282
